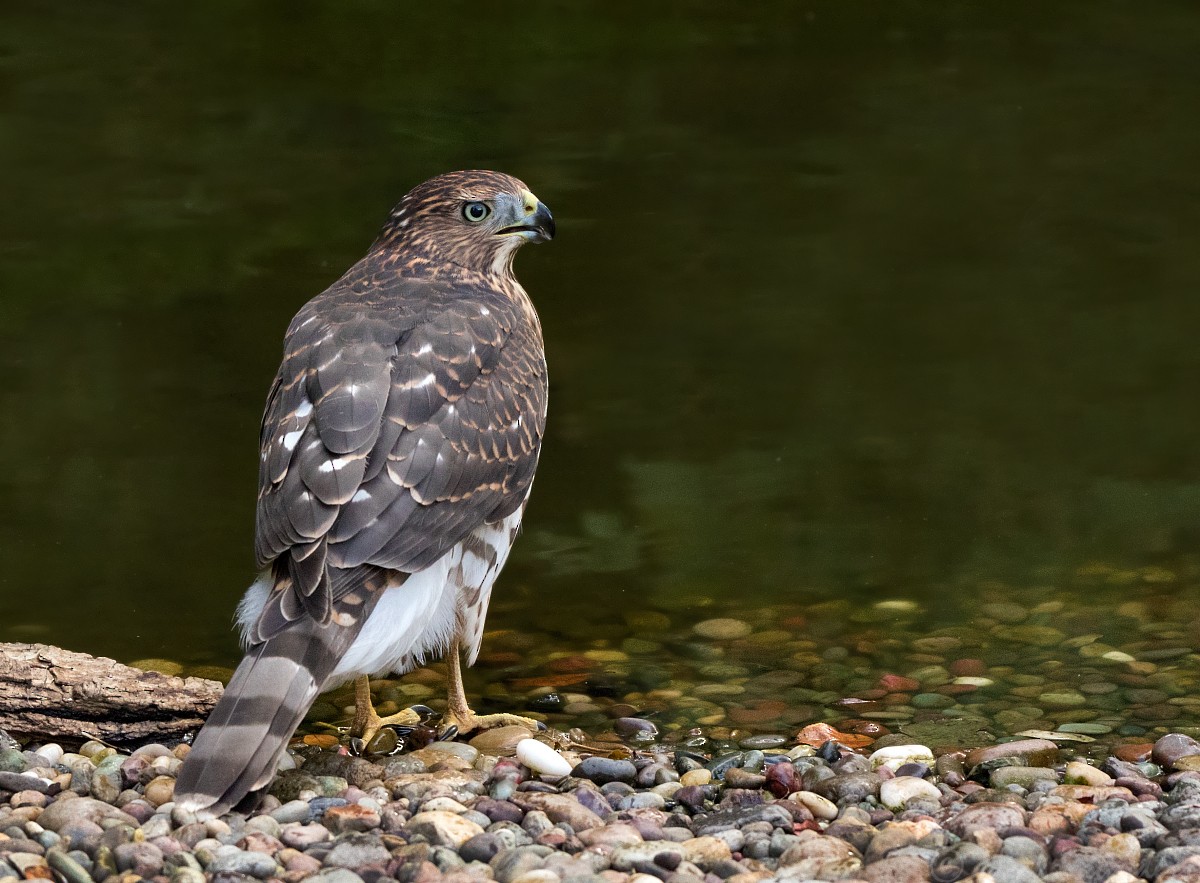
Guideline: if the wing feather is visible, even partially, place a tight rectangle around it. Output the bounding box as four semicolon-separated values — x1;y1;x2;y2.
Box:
252;270;546;639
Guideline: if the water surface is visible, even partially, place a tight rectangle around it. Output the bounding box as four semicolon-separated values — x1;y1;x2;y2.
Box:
2;3;1199;738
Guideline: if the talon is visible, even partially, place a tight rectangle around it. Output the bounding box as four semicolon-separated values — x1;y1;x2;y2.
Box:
349;674;424;748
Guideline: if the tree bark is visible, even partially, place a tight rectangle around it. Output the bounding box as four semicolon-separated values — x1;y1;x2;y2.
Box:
0;643;222;745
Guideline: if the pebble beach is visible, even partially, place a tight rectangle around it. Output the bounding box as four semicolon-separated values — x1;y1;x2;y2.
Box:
6;726;1200;883
6;568;1200;883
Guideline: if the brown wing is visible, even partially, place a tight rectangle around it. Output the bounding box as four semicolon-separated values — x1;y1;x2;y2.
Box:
252;269;546;640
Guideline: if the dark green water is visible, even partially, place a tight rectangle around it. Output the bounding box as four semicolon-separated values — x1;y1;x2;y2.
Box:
3;2;1200;683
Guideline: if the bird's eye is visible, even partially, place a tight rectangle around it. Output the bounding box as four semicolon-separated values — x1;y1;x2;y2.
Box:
462;202;491;223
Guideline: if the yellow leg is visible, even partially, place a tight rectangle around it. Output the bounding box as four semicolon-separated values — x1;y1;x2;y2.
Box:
440;639;542;736
349;675;422;744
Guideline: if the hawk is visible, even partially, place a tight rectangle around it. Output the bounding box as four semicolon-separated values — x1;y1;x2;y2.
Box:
174;170;554;815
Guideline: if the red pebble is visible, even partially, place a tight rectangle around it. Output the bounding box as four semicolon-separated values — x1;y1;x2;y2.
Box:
1114;742;1153;763
548;655;594;673
765;761;798;798
879;674;921;692
949;658;988;676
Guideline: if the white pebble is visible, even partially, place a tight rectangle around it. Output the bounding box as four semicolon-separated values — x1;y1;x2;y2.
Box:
515;738;573;778
34;744;64;765
879;776;942;810
869;744;934;771
1102;650;1136;663
794;791;838;820
953;676;994;687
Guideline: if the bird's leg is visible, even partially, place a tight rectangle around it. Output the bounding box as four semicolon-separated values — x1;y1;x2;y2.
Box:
439;638;542;736
349;674;422;745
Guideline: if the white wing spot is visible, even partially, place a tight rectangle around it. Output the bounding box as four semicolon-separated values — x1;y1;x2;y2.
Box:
480;307;490;316
318;458;352;473
417;343;433;355
351;489;371;503
282;430;303;450
417;373;436;388
294;400;313;418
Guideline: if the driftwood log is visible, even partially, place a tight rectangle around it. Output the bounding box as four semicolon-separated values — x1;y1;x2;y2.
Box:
0;643;223;744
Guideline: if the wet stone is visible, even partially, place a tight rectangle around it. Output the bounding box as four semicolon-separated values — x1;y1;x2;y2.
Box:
990;766;1060;789
692;618;753;640
1155;733;1200;768
571;756;636;784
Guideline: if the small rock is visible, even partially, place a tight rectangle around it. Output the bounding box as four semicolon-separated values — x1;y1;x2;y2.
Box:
305;870;366;883
1154;733;1200;769
515;740;572;778
944;802;1027;838
989;766;1060;789
692;618;753;640
460;832;504;864
470;726;536;756
680;835;732;870
975;854;1043;883
113;841;164;877
37;796;139;832
408;810;485;848
963;739;1058;770
870;745;935;771
1064;761;1113;787
572;756;637;785
322;833;390;868
860;854;934;883
323;804;381;833
879;776;941;810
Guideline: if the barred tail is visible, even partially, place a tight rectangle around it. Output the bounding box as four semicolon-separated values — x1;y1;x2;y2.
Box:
173;622;351;815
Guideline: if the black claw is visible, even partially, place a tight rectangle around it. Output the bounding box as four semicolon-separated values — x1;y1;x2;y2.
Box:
439;725;460;741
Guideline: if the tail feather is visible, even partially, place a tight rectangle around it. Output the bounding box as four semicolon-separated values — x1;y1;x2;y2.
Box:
174;621;355;815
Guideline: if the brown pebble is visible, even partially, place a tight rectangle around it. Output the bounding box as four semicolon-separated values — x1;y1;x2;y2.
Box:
547;655;594;674
723;768;767;789
963;739;1058;770
949;658;987;677
143;776;175;806
468;725;535;756
1114;743;1153;763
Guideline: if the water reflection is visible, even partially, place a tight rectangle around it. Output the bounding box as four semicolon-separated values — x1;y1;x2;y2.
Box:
1;3;1198;684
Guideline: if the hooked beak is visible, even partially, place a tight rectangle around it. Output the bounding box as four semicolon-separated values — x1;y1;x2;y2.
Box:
499;193;555;243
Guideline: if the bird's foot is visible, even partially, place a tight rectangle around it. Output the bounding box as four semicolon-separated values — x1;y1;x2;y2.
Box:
439;709;544;739
349;675;423;748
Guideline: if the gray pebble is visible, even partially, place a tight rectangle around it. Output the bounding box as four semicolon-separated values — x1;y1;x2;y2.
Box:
268;799;312;824
113;841;164;877
45;851;92;883
491;845;554;883
459;832;503;864
208;849;278;879
322;833;390;868
572;757;637;785
303;870;366;883
1000;836;1047;874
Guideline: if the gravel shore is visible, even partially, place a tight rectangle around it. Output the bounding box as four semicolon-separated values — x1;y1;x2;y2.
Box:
5;727;1200;883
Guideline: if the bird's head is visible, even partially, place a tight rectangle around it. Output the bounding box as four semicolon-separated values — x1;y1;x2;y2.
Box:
375;170;555;276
